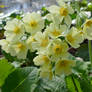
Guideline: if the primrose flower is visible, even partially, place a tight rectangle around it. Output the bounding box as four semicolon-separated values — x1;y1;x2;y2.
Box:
0;39;10;53
65;27;84;48
83;19;92;40
32;32;50;53
26;36;36;52
33;54;50;66
47;39;69;61
55;59;75;75
23;12;44;35
40;65;53;80
48;0;74;26
83;19;92;28
4;19;25;41
46;23;67;38
46;14;61;25
0;39;16;57
9;41;28;59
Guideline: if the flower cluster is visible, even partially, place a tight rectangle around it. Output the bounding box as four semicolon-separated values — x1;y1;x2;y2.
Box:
0;0;92;79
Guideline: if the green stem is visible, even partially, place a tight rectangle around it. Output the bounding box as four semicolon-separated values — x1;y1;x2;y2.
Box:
88;40;92;65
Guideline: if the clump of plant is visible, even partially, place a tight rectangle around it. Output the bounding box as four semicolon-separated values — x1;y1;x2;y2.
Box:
0;0;92;92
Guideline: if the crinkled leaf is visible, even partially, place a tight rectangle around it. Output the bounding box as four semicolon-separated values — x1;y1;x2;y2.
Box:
73;60;90;73
34;75;67;92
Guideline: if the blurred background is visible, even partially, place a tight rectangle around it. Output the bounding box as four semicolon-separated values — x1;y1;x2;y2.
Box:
0;0;92;17
0;0;56;15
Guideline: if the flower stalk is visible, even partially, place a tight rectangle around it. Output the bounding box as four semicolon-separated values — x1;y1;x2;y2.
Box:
88;40;92;66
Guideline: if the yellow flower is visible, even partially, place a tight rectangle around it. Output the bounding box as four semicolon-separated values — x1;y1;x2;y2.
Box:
47;39;69;61
40;65;53;80
4;18;25;41
83;19;92;40
10;41;28;59
33;54;50;66
48;1;74;26
46;14;62;25
55;59;75;75
60;7;68;16
0;39;10;53
23;12;44;35
32;32;50;53
65;27;84;48
46;23;67;38
26;36;36;52
84;19;92;28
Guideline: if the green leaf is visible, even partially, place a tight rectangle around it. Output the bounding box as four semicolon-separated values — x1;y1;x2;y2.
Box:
9;12;23;20
65;75;76;92
41;7;49;16
76;15;82;28
79;78;92;92
66;74;92;92
73;77;83;92
2;51;18;62
34;75;67;92
75;43;89;61
2;67;38;92
45;19;52;27
27;50;37;66
0;58;14;87
2;50;25;63
70;13;77;20
73;60;90;73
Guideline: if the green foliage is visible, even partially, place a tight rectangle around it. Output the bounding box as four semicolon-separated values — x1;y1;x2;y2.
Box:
45;19;52;27
2;51;18;62
73;60;90;73
65;75;88;92
65;54;92;92
75;43;89;61
73;77;83;92
41;7;49;16
27;50;37;66
1;66;68;92
0;58;15;87
34;75;67;92
70;13;77;20
2;50;25;63
65;75;76;92
2;67;38;92
79;77;92;92
9;12;23;20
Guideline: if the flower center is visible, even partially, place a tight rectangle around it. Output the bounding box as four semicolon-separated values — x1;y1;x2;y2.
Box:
53;44;62;54
41;39;48;47
80;31;84;35
60;7;68;16
17;43;25;50
85;20;92;27
42;56;49;63
31;37;36;42
14;27;20;34
67;34;74;43
52;30;61;36
60;60;67;67
30;20;37;27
